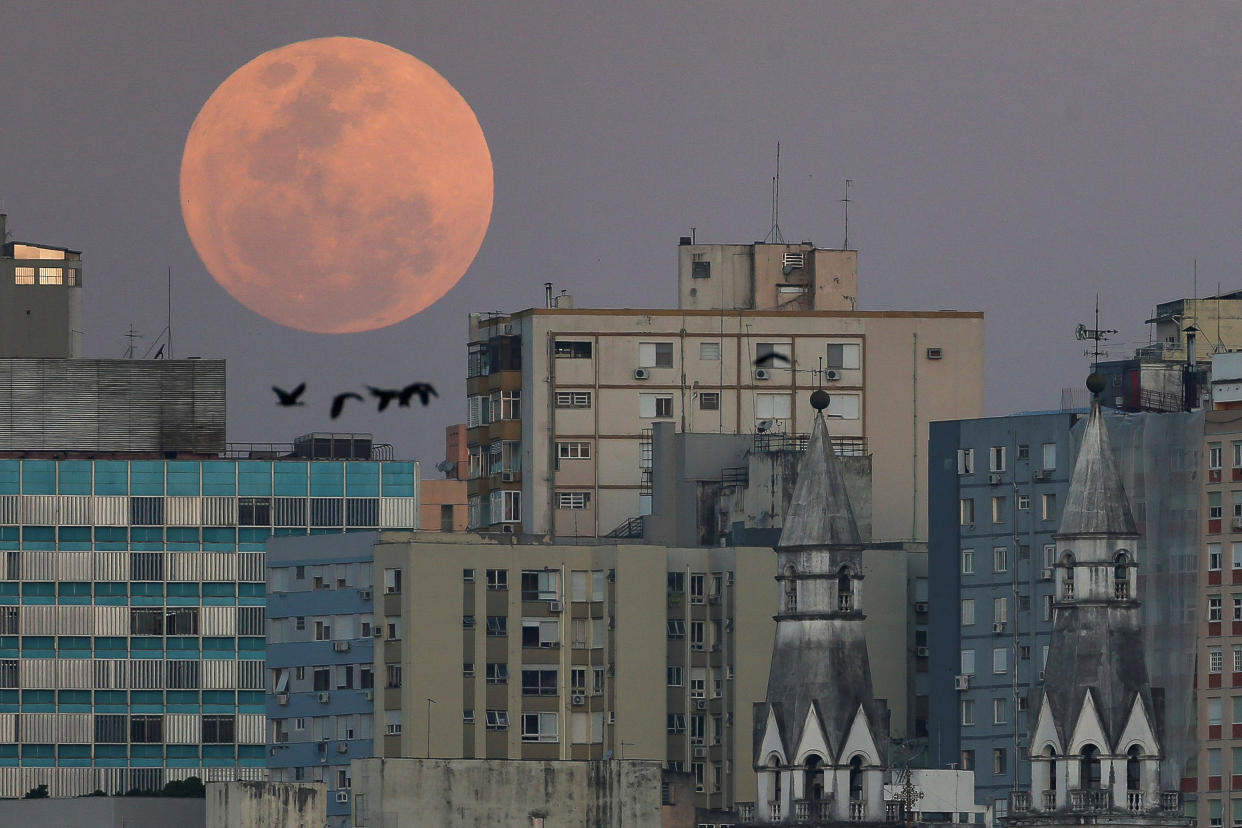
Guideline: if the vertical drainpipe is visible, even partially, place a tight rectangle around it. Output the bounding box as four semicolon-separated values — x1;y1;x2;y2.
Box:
547;328;557;539
912;332;920;541
680;328;688;433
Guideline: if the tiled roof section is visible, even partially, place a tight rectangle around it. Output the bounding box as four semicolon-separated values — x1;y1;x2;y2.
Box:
776;411;862;549
1056;400;1138;538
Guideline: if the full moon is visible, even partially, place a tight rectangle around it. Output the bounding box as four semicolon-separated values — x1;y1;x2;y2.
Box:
180;37;493;333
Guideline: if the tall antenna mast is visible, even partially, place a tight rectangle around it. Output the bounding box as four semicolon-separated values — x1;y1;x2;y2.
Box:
167;266;173;360
764;142;785;244
842;178;853;249
123;324;142;360
1074;294;1117;373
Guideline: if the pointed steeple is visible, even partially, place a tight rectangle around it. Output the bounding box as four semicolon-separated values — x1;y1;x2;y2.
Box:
1055;376;1138;538
777;393;862;549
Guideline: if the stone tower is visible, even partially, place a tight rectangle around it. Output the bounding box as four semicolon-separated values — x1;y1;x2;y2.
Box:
1006;375;1189;827
752;391;889;823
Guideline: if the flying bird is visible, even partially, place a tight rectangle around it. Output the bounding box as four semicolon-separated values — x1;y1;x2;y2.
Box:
398;382;438;407
366;386;400;411
754;351;791;366
272;383;307;407
331;392;364;420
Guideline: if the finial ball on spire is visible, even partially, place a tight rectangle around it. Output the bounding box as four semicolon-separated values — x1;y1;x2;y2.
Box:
810;389;830;411
1086;373;1105;396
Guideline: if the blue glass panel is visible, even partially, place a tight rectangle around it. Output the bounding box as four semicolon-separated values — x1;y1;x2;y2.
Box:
130;690;162;705
238;583;265;598
309;528;334;535
21;690;53;706
273;461;308;496
93;526;126;550
129;527;163;550
166;744;199;759
237;691;265;710
201;461;237;495
0;460;18;494
131;582;164;598
0;526;16;551
57;637;91;655
272;527;303;536
203;583;235;598
238;528;269;546
0;690;16;712
94;583;126;598
57;526;92;550
130;638;162;652
93;461;128;494
237;745;265;760
166;691;198;707
94;637;126;655
94;744;127;759
202;637;235;654
59;744;91;759
166;582;199;598
56;460;93;494
0;584;14;597
166;638;198;656
21;461;55;494
167;527;200;544
345;461;380;496
381;462;416;497
0;744;16;758
309;463;343;497
202;745;235;760
94;690;125;706
21;526;54;550
202;690;234;705
21;583;53;597
129;461;165;495
238;461;272;495
130;744;162;759
165;461;201;495
203;527;236;550
57;582;91;597
21;743;54;758
238;636;264;652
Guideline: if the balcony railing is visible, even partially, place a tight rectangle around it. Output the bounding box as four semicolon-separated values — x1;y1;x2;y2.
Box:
1114;580;1130;599
794;798;832;821
1010;791;1031;812
1068;788;1110;811
839;593;854;612
1161;791;1182;812
1126;791;1145;811
769;801;783;821
849;799;866;821
1042;790;1057;810
736;802;756;822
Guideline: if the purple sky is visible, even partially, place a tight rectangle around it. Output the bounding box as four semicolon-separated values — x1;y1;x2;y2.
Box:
4;3;1241;470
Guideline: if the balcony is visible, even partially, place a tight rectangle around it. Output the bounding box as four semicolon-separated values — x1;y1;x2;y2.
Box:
736;802;756;823
1126;791;1145;811
1010;791;1031;812
1042;790;1056;810
1068;788;1110;811
849;799;866;821
794;798;833;821
1114;580;1130;600
838;593;854;612
769;801;783;821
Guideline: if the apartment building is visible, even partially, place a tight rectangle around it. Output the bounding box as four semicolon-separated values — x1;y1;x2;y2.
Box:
929;409;1201;816
265;532;379;827
318;530;923;819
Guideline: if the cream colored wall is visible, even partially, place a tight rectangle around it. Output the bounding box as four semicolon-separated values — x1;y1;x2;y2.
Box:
521;310;983;541
859;548;911;739
731;546;778;804
613;545;673;760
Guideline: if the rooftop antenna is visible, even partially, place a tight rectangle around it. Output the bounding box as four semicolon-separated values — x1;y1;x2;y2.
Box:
167;266;173;360
1074;294;1116;374
764;142;785;244
842;178;853;249
123;324;142;360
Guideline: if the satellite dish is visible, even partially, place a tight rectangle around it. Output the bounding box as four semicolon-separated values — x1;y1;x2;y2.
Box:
435;460;455;474
757;420;773;433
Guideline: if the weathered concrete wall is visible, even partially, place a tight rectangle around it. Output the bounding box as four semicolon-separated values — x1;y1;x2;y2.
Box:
0;797;205;828
351;758;665;828
206;781;325;828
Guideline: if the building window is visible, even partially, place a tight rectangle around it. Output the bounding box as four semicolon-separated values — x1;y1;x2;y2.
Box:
960;649;975;675
989;446;1006;473
487;569;508;590
556;491;591;509
1017;494;1030;511
639;342;674;368
521;712;558;742
486;663;508;684
557;441;591;459
314;620;332;641
993;647;1008;674
961;750;975;771
1211;544;1224;571
554;340;592;359
14;266;34;285
1042;442;1057;470
755;392;792;421
960;499;975;525
554;391;592;408
960;599;975;626
993;698;1007;725
521;618;560;648
756;342;791;366
202;715;235;743
386;663;402;689
699;392;720;411
957;449;974;475
699;341;720;360
1041;493;1057;521
38;267;62;285
383;568;402;594
486;616;507;636
993;596;1008;624
485;710;509;731
692;260;711;279
993;748;1007;775
961;699;975;726
463;569;475;583
521;668;558;696
1210;647;1224;674
520;570;559;601
1212;492;1224;521
667;620;685;638
690;621;705;651
1210;596;1224;623
499;390;521;420
826;342;861;370
667;666;683;687
130;715;162;743
639;394;673;419
1211;443;1224;470
961;549;974;574
993;546;1008;573
992;497;1006;524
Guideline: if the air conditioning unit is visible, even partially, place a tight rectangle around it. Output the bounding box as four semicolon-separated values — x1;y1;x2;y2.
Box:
754;368;771;380
694;746;707;759
926;347;943;360
363;690;374;701
825;369;841;381
916;646;930;658
634;368;650;380
571;694;586;706
954;675;970;690
360;589;372;600
695;699;707;710
335;791;349;803
988;473;1003;485
548;600;563;613
993;622;1006;634
1039;670;1046;681
1232;517;1242;531
320;736;331;743
501;524;515;534
318;692;331;703
333;641;350;652
1041;568;1053;581
501;471;516;483
914;602;928;613
276;693;289;706
726;667;734;680
336;743;348;754
607;712;616;725
1033;470;1051;481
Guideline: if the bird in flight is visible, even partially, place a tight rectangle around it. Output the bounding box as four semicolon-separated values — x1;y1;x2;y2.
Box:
754;351;791;366
331;392;364;420
272;383;307;406
366;386;400;411
398;382;437;407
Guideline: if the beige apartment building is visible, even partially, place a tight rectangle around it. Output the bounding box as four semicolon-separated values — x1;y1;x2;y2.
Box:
465;241;984;543
369;531;922;816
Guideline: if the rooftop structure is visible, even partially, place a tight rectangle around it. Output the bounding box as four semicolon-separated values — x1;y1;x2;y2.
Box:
0;215;83;359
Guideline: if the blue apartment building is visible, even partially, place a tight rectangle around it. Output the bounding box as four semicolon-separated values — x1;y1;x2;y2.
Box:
264;532;379;827
0;454;416;798
928;408;1202;817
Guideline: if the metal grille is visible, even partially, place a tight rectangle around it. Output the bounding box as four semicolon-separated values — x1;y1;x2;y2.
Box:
310;497;342;527
273;497;306;526
346;498;379;526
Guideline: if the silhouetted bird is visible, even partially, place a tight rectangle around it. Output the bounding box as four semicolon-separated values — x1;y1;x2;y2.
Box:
331;392;364;420
366;386;400;411
398;382;438;407
272;383;307;406
754;351;791;366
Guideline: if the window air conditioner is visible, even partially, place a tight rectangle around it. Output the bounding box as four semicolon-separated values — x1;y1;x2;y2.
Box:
335;791;349;803
1040;569;1053;581
825;369;841;381
276;694;289;706
501;471;516;483
571;694;586;706
318;692;331;703
954;675;970;690
989;473;1003;485
360;589;372;600
548;600;563;613
363;690;373;701
333;641;350;652
336;743;348;754
914;602;928;613
634;368;650;380
993;622;1006;634
754;368;771;380
694;746;707;759
1033;470;1051;481
695;699;707;710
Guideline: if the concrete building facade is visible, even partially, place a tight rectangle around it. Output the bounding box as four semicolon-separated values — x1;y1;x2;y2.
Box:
0;215;83;359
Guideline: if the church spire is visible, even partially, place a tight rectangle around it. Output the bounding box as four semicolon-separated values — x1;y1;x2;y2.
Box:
777;395;862;549
1055;375;1138;539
